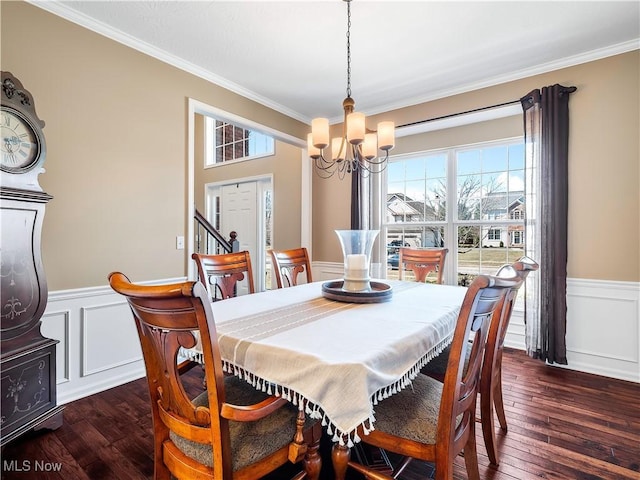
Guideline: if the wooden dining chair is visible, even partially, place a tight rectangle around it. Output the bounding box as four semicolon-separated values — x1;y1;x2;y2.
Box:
479;256;539;465
269;247;313;288
108;272;322;480
398;247;448;284
192;251;255;301
421;256;538;466
347;273;521;480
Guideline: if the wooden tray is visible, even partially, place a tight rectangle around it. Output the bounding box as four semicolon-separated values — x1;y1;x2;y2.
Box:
321;280;393;303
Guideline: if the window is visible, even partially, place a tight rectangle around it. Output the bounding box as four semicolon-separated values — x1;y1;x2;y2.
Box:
384;139;525;286
205;116;274;166
511;208;524;220
511;230;523;245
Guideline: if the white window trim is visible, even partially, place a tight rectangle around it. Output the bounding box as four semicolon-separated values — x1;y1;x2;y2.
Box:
187;98;309;281
381;136;524;286
204;116;275;167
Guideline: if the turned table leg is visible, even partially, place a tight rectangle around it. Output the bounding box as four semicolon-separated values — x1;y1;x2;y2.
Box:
331;443;350;480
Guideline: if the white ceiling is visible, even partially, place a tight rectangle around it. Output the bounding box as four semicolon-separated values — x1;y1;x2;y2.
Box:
33;1;639;123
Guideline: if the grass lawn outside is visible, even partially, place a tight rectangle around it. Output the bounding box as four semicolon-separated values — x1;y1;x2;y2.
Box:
386;247;525;284
458;247;525;270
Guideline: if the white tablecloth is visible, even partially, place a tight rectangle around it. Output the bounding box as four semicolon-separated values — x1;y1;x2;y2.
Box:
194;280;466;446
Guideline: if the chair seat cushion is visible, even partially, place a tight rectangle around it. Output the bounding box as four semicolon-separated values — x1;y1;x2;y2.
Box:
371;373;460;445
170;375;310;472
420;345;451;378
421;342;471;380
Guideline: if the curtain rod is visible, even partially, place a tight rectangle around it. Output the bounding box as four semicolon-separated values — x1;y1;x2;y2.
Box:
396;99;521;130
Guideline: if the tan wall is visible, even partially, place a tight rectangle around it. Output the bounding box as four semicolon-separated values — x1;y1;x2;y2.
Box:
1;1;308;290
2;2;638;288
313;51;640;282
193;114;302;250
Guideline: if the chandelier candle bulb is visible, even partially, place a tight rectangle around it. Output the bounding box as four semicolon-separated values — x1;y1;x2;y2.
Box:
332;137;345;161
362;133;377;160
377;121;396;151
347;112;365;144
307;133;321;159
311;118;329;149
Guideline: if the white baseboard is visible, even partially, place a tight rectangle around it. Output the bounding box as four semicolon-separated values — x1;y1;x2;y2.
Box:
42;271;638;406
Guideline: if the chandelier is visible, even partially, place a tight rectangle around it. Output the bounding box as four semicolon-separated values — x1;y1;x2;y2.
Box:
308;0;395;179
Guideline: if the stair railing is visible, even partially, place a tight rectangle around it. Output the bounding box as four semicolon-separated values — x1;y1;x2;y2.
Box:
194;209;239;254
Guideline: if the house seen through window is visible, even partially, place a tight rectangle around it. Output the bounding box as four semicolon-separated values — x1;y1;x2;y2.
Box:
205;116;274;166
384;139;525;286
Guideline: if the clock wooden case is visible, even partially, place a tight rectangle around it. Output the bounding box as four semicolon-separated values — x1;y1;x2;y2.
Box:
1;71;63;446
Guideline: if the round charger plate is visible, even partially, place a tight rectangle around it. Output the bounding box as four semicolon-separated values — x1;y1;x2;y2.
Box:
321;280;393;304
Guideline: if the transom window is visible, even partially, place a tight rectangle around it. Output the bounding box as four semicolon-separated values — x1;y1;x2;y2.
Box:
205;116;274;166
384;139;525;286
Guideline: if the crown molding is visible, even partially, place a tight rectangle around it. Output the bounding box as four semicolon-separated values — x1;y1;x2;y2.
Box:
28;1;639;126
363;39;640;120
27;0;309;124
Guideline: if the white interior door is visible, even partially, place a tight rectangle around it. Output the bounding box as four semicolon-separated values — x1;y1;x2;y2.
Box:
221;182;258;295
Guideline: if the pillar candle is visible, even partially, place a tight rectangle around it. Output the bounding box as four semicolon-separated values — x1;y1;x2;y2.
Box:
346;254;367;269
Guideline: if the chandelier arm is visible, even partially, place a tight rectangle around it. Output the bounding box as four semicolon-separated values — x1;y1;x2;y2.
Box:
361;157;389;174
338;160;348;180
362;152;389;166
316;154;337;169
314;157;337;178
355;149;389;173
316;168;335;179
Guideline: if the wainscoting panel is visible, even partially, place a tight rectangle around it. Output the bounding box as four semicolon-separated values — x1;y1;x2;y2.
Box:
311;261;345;282
503;309;526;350
81;302;143;376
43;278;184;405
564;278;639;382
40;309;70;385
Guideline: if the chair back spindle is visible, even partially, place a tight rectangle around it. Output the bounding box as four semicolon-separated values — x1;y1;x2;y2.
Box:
269;248;313;288
192;251;255;301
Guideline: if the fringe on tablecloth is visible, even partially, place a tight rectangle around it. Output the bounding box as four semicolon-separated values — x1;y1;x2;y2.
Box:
204;332;456;448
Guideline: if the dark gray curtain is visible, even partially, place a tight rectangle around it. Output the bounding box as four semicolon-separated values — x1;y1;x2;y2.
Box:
350;167;362;230
520;84;576;365
351;166;372;230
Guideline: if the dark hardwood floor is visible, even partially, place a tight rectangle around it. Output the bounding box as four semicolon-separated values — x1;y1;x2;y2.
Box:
2;348;639;479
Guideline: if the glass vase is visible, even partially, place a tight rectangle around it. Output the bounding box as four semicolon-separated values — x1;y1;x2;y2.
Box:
335;229;379;292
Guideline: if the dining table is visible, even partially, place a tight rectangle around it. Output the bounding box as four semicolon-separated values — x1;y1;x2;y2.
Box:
190;278;467;480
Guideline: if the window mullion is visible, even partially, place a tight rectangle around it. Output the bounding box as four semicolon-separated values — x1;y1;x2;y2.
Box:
446;149;457;285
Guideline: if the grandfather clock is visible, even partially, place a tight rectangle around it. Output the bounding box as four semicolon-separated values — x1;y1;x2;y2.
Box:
1;72;63;446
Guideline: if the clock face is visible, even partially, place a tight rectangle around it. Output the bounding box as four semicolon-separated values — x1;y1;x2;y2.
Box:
1;108;40;171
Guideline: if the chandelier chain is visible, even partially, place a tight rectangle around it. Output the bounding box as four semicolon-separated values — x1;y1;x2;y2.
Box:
346;0;352;99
